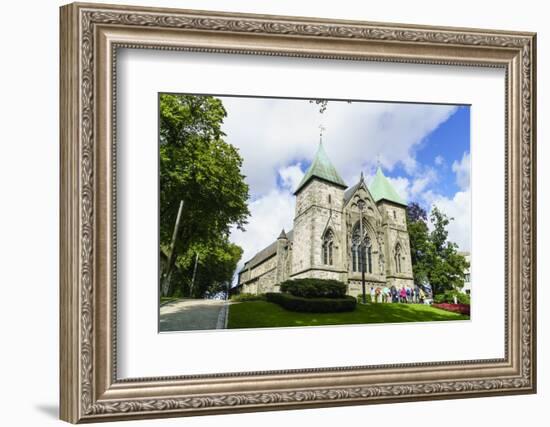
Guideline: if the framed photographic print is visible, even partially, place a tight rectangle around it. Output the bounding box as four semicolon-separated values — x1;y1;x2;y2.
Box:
60;2;537;423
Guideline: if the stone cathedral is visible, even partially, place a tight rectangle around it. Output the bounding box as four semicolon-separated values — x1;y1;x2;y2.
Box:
236;142;414;297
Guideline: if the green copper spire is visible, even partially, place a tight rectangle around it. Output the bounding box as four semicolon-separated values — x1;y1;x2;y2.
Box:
369;167;407;206
294;142;347;194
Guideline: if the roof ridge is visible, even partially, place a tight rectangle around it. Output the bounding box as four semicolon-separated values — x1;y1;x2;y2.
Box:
239;229;294;273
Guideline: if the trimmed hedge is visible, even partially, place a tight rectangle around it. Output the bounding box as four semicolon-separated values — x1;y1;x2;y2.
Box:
231;293;266;302
266;292;356;313
280;278;347;299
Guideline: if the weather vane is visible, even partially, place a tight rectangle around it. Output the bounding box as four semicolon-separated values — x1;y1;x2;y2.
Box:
319;124;326;143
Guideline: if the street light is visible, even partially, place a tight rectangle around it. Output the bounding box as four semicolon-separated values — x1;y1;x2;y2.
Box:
357;199;366;304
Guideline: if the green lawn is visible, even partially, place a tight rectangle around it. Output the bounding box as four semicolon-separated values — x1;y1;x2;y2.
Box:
227;300;469;329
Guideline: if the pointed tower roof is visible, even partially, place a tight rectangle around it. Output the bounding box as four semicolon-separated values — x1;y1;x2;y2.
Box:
369;167;406;206
277;229;287;240
294;142;347;194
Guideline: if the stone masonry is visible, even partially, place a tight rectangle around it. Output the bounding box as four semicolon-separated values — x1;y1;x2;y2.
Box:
237;142;414;296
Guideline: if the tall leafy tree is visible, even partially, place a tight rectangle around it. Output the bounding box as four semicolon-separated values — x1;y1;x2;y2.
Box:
159;94;250;296
406;203;469;297
174;239;243;298
427;207;469;296
406;202;431;287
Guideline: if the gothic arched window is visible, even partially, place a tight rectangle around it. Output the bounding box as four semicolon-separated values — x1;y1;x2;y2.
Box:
351;222;372;273
322;229;334;265
394;243;402;273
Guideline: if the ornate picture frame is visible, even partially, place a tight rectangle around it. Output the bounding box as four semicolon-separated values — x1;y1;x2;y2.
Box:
60;2;536;423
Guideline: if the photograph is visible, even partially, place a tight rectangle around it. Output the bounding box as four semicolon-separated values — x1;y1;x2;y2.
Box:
158;94;472;332
55;2;536;422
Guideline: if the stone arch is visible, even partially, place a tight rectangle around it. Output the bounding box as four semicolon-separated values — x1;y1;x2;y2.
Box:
394;242;403;273
350;218;377;274
322;228;335;265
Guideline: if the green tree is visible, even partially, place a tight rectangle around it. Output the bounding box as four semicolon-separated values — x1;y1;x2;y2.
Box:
406;203;469;297
173;238;243;298
406;202;431;287
427;207;469;296
159;94;250;296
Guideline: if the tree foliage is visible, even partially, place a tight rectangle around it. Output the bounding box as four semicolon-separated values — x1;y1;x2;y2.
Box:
174;240;243;298
308;99;352;114
406;203;469;297
159;94;250;297
406;202;432;287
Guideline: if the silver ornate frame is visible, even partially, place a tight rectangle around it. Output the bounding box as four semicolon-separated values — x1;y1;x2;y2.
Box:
60;2;537;423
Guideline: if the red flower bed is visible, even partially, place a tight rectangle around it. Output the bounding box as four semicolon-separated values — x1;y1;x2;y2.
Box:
433;303;470;316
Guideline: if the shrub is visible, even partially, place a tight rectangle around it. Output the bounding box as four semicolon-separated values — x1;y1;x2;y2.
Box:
433;290;470;305
280;279;347;299
433;303;470;316
231;293;266;302
266;292;356;313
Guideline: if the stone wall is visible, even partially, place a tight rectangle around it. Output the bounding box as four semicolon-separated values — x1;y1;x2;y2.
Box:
291;268;345;282
292;179;346;275
378;202;413;279
257;268;277;293
240;266;278;294
290;213;311;273
347;280;385;299
239;255;278;294
240;281;258;295
239;178;416;297
249;255;276;278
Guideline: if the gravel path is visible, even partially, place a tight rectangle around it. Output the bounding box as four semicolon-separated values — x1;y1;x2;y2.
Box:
160;299;229;332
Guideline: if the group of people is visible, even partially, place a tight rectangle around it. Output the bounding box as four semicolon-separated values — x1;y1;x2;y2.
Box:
369;284;426;304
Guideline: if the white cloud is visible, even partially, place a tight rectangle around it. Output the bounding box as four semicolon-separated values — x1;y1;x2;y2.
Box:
410;168;438;197
434;155;445;166
429;189;471;252
221;97;457;197
411;176;431;196
452;152;470;191
278;163;304;192
377;170;436;205
230;168;297;283
426;152;472;252
386;176;411;202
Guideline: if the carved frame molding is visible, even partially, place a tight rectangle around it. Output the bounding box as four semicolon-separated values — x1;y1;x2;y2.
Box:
60;2;536;423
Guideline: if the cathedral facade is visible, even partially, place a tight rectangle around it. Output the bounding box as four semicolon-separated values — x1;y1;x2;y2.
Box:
236;142;414;297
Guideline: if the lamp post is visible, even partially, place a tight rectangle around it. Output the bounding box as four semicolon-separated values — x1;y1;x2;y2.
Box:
357;199;366;304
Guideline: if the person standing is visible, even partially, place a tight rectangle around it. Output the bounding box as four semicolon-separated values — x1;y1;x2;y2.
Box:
391;285;397;303
400;287;407;303
382;286;389;303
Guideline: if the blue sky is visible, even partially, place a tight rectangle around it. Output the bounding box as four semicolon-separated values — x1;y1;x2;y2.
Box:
380;105;470;206
288;104;471;207
217;96;471;276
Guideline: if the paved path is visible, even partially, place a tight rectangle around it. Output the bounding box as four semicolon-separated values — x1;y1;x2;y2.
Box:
160;299;229;332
